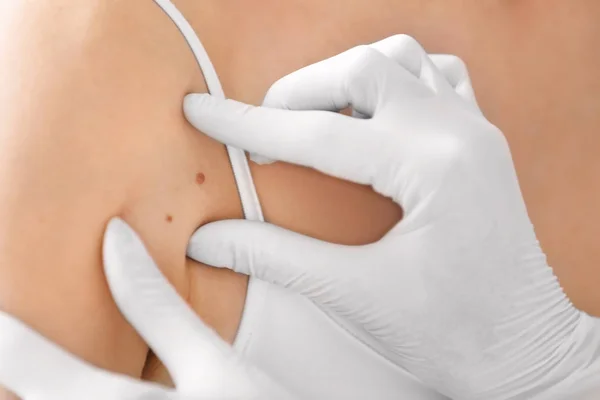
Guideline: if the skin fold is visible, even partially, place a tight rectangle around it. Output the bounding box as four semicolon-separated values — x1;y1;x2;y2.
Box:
0;0;599;397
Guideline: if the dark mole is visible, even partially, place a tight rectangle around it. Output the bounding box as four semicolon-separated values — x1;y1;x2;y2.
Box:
196;172;206;185
166;214;173;223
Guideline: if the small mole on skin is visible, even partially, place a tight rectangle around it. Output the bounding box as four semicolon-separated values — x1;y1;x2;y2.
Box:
166;214;173;223
196;172;206;185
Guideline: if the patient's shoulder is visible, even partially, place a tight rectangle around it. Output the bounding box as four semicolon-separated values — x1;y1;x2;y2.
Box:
0;1;204;119
0;0;212;209
0;0;208;172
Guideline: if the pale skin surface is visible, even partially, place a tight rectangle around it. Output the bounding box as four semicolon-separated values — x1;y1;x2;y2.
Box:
0;0;599;397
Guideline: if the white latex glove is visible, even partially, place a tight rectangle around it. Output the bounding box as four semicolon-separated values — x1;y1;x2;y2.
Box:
183;35;600;400
0;218;293;400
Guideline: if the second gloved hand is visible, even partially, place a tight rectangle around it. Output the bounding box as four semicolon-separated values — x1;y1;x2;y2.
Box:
0;218;293;400
183;35;600;399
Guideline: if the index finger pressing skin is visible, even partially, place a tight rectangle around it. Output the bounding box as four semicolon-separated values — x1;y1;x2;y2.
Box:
184;55;430;187
184;94;381;185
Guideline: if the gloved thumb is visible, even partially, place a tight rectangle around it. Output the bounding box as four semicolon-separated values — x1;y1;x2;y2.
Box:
102;218;258;398
187;220;361;301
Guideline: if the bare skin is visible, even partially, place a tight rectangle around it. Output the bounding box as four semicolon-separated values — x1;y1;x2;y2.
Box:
0;1;400;397
0;0;599;397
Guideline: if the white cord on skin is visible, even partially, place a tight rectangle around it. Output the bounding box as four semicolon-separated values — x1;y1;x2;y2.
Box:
152;0;269;353
152;0;264;222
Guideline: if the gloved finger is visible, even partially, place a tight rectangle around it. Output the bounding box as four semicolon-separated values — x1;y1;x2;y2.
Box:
369;34;421;77
370;35;478;106
253;43;412;162
0;312;173;400
187;220;364;301
247;45;402;164
184;43;436;186
369;34;453;95
261;44;423;116
102;218;258;398
250;53;476;166
185;95;379;186
429;54;482;113
368;35;480;115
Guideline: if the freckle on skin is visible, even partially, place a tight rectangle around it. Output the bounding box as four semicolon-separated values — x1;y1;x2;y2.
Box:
166;214;173;223
196;172;206;185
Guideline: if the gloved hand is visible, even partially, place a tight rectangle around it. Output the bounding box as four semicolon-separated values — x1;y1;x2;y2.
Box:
0;218;293;400
183;35;600;399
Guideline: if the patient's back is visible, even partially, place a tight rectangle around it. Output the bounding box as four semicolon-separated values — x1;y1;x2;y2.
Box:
0;0;402;395
1;0;599;397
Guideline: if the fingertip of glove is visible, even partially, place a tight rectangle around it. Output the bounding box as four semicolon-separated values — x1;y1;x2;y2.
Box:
186;223;222;261
183;93;211;123
262;81;289;109
187;221;250;268
104;217;136;256
103;217;157;291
